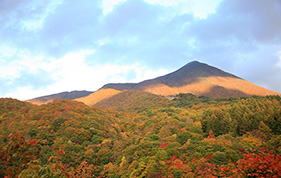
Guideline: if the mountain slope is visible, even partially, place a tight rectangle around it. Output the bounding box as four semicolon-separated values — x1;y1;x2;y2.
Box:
74;88;121;106
103;83;137;91
26;90;93;105
101;61;280;98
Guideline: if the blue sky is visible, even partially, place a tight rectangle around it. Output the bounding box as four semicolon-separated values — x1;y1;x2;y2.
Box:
1;0;281;100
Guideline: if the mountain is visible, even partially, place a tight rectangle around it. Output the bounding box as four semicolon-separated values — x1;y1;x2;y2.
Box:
26;90;92;105
27;61;280;106
101;61;280;98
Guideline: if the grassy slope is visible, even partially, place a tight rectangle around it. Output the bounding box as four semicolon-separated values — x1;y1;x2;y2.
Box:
74;88;121;106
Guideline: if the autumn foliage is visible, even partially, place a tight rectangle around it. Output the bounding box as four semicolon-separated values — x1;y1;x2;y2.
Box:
0;95;281;177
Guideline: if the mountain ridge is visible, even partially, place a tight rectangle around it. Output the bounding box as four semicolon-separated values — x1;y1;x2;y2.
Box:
102;61;240;91
26;90;92;105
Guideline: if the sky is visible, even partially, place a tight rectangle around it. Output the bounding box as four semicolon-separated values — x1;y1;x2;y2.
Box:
0;0;281;100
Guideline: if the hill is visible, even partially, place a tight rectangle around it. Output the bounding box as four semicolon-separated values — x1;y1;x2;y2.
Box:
0;93;281;178
94;90;171;111
1;95;281;177
26;90;92;105
101;61;280;98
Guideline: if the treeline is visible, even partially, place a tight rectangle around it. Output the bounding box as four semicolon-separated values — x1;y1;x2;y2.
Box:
0;94;281;177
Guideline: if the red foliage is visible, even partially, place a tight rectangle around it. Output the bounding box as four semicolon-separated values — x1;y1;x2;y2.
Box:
29;140;35;146
56;148;65;155
147;172;164;178
190;148;281;178
237;147;246;153
205;154;212;159
166;156;185;170
7;133;13;139
29;139;38;146
208;130;216;139
48;156;54;162
171;156;178;161
1;134;37;177
237;148;281;177
159;142;168;148
166;156;179;165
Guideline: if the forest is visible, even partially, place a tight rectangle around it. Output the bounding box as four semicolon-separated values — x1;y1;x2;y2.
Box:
0;93;281;177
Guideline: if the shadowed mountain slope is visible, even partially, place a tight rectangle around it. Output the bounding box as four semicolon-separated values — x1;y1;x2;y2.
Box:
101;61;280;98
103;83;137;91
26;90;92;105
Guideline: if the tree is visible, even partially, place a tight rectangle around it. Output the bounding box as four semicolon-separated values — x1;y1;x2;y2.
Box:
176;131;192;145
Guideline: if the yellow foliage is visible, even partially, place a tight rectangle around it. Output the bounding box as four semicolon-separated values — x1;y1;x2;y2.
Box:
69;161;95;178
203;138;233;148
101;139;111;145
180;128;187;132
120;132;128;139
242;136;262;147
158;126;172;138
194;121;202;128
120;156;127;168
100;162;118;177
101;139;112;148
144;131;151;136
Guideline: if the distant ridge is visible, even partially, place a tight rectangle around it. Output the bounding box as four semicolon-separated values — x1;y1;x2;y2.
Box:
26;90;92;105
101;61;280;98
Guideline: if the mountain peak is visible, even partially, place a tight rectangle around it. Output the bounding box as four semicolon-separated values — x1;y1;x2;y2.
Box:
170;61;239;79
154;61;239;88
184;60;201;65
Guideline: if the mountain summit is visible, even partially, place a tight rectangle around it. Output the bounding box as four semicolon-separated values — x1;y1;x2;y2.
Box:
102;61;280;98
142;61;240;87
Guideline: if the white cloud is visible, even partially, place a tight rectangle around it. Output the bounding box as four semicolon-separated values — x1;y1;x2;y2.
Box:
20;0;63;31
1;0;281;99
101;0;222;18
0;65;21;79
191;0;222;18
0;46;26;79
0;0;64;33
102;0;127;15
0;46;47;78
3;49;169;100
144;0;222;18
0;45;17;58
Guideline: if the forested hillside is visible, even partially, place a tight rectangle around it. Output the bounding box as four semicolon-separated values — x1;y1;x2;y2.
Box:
1;95;281;177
